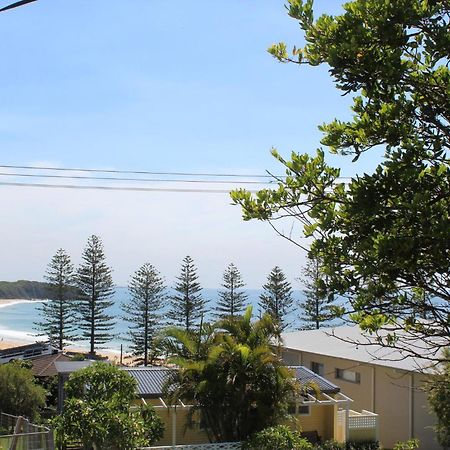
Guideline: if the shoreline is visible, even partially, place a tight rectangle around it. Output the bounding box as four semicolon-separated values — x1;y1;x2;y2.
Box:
0;338;123;359
0;298;47;309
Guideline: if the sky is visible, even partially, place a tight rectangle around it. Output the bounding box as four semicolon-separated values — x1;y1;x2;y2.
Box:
0;0;383;288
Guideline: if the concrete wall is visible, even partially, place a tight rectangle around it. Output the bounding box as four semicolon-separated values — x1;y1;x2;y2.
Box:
281;349;440;450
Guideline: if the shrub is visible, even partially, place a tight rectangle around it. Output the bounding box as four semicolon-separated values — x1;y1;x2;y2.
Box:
0;361;46;420
54;362;164;449
393;439;419;450
243;425;313;450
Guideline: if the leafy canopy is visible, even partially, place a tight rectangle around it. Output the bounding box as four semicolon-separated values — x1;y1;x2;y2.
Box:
0;361;46;420
55;362;164;450
232;0;450;362
164;306;298;442
427;349;450;448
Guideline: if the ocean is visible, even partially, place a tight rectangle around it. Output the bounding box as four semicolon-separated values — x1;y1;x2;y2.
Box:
0;287;308;352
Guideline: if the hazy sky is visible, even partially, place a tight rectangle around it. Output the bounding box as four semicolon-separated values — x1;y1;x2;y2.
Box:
0;0;382;288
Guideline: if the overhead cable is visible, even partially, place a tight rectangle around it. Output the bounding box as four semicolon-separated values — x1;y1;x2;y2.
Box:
0;164;279;179
0;181;259;194
0;171;275;185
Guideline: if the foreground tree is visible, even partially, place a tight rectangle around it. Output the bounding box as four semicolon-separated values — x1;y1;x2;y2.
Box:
122;263;166;366
164;306;297;442
168;256;207;331
232;0;450;363
298;254;335;329
55;363;164;449
259;267;293;332
35;248;78;349
215;263;248;319
76;235;115;356
0;362;46;420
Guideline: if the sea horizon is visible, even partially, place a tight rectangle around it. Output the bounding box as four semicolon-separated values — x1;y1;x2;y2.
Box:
0;287;312;353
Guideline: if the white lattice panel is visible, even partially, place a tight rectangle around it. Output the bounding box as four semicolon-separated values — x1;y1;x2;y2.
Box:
348;415;378;429
143;442;242;450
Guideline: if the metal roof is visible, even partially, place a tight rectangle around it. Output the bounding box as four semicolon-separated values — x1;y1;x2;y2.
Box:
289;365;340;394
282;326;436;372
54;360;98;373
123;367;175;397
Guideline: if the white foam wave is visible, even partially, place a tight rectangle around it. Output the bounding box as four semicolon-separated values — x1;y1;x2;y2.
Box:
0;299;48;310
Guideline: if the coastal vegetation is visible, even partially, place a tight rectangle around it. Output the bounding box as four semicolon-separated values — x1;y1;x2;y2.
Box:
54;362;164;449
167;255;207;332
76;235;116;356
214;262;248;320
231;0;450;363
35;249;78;350
121;263;167;366
259;266;294;332
0;361;46;420
164;306;297;442
299;254;336;330
0;280;55;300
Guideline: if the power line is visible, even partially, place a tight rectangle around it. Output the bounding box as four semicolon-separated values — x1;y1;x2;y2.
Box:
0;164;279;179
0;171;275;185
0;181;259;194
0;0;37;13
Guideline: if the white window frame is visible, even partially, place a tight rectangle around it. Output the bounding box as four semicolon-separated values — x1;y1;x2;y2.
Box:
335;368;361;384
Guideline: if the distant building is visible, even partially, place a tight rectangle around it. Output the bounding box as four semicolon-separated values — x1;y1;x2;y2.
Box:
282;326;439;450
0;342;59;364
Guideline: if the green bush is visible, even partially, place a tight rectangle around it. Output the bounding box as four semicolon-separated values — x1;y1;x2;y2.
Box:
243;425;313;450
393;439;419;450
0;361;46;420
54;362;164;449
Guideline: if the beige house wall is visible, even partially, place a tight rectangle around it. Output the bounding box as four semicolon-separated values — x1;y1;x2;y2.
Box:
134;398;210;447
281;349;440;450
285;404;335;441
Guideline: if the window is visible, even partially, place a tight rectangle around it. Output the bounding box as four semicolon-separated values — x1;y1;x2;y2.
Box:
298;405;310;415
287;403;311;415
288;402;297;414
311;361;324;376
335;368;361;383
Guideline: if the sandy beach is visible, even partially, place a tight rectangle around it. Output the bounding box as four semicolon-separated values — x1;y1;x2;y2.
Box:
0;298;41;309
0;298;126;361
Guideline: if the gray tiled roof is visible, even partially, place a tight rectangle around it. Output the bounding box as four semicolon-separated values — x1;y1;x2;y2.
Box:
289;365;340;394
123;367;175;397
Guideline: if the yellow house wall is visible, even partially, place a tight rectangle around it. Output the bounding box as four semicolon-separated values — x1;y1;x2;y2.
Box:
281;349;440;450
134;399;210;447
412;373;439;450
285;404;335;442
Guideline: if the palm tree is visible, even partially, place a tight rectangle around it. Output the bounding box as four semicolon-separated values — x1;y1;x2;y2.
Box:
164;307;297;442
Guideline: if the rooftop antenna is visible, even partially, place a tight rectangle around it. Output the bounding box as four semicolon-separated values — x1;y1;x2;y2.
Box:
0;0;37;13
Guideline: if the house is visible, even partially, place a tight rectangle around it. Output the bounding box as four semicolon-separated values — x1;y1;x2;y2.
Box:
30;352;72;378
281;325;439;450
0;341;59;364
55;362;378;447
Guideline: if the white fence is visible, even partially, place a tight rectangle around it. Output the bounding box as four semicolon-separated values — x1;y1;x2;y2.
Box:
348;410;378;430
142;443;242;450
336;409;379;443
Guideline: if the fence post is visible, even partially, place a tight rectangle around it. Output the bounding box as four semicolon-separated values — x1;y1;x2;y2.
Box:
9;415;24;450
